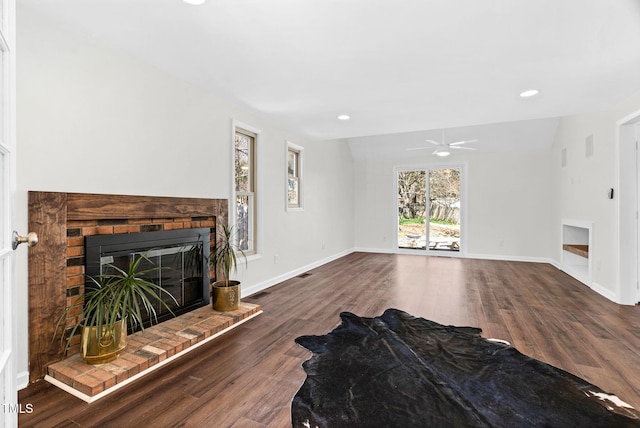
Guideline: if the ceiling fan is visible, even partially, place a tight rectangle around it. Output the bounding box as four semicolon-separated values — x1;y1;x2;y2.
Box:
407;130;478;157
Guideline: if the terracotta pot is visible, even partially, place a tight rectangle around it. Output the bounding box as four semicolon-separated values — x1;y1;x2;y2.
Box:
211;280;240;312
81;319;127;365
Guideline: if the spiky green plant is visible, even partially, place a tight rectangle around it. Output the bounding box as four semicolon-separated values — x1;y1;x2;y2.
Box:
58;254;178;353
210;224;246;286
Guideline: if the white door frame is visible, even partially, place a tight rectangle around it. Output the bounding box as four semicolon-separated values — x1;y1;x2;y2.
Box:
616;109;640;305
394;162;468;257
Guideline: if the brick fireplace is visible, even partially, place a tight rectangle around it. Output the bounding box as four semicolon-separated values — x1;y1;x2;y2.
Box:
27;191;228;383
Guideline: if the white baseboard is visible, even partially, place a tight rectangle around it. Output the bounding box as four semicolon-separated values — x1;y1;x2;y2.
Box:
354;248;555;265
547;262;622;305
241;248;355;298
464;253;554;264
549;259;562;270
366;247;555;264
17;371;29;391
590;281;618;303
353;247;393;254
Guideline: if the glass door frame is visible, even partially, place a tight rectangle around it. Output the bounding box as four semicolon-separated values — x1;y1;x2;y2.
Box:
394;162;468;257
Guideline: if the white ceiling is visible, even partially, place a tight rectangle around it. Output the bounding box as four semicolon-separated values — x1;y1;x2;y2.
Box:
348;117;560;160
19;0;640;150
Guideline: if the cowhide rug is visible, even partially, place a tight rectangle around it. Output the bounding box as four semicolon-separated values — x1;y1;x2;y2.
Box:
292;309;640;427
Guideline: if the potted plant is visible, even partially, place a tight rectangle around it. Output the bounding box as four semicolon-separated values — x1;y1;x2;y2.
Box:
210;224;246;312
59;254;177;364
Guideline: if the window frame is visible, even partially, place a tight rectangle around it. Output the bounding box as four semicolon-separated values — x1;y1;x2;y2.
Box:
286;141;304;211
232;120;262;259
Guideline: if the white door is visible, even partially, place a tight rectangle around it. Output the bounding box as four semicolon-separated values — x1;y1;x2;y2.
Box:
618;111;640;304
0;0;17;426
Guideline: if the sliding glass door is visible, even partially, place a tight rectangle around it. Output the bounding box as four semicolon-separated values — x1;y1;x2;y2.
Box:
397;166;463;254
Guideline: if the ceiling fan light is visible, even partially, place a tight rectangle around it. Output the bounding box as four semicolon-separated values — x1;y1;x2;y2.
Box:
436;150;450;157
520;89;539;98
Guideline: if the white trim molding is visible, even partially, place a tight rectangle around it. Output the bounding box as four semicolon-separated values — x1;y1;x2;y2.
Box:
17;371;28;391
616;109;640;305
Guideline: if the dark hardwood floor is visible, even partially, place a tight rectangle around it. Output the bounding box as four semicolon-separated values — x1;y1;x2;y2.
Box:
19;253;640;427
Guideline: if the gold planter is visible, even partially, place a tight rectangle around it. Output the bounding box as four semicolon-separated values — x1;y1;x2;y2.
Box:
81;319;127;365
211;280;240;312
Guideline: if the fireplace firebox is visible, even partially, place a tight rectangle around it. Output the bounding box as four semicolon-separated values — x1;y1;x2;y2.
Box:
85;228;211;330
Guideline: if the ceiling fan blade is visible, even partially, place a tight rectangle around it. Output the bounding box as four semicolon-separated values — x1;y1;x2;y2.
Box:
451;146;477;150
407;138;447;150
449;139;478;146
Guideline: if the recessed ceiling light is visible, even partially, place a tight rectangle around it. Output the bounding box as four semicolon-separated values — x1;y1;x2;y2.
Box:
337;115;350;121
520;89;539;98
183;0;206;5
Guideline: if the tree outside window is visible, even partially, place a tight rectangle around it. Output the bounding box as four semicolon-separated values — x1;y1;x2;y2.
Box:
286;141;304;211
235;129;256;253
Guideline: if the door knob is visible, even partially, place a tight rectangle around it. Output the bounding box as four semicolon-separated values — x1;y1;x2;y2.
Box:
12;231;38;250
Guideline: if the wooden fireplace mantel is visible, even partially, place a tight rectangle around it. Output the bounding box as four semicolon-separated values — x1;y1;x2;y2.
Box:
27;191;228;383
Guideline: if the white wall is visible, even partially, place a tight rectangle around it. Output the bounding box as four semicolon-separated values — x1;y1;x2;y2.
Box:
466;150;552;260
351;146;553;261
15;5;354;386
551;90;640;302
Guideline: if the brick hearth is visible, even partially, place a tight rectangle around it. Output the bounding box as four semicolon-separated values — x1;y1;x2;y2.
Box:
46;303;261;403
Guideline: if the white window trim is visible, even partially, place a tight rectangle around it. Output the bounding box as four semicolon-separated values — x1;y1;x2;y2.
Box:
393;161;468;258
231;119;262;261
285;141;304;212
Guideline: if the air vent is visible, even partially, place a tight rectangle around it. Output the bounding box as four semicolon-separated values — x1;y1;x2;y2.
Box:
297;272;312;279
585;135;594;158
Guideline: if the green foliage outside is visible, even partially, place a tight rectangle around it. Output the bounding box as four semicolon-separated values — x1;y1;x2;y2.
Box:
399;217;458;227
429;218;458;226
399;216;425;225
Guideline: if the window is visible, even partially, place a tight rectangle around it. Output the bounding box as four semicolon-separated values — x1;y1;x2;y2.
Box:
234;126;259;255
286;141;304;211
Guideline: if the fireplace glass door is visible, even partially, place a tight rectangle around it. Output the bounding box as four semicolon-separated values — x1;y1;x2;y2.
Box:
86;228;210;330
102;243;204;319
